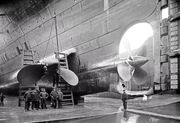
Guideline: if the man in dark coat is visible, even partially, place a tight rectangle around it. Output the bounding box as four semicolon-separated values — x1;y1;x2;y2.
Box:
57;88;63;108
24;88;32;111
122;89;128;110
35;87;41;109
50;87;58;108
0;92;5;106
31;88;40;110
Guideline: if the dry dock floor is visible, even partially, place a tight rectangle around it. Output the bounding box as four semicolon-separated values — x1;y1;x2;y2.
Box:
0;93;180;123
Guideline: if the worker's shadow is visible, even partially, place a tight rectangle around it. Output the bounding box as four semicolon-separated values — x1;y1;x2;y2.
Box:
122;110;128;122
123;110;127;118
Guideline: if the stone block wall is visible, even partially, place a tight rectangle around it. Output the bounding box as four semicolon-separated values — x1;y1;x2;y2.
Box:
159;0;169;91
168;0;180;92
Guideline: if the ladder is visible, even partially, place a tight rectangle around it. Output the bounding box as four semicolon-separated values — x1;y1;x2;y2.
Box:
55;52;74;106
18;50;35;106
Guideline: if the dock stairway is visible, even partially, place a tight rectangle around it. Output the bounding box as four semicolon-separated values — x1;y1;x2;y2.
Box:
18;50;35;107
55;52;74;106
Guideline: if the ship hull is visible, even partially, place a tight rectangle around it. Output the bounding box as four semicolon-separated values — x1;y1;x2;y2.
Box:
0;0;160;95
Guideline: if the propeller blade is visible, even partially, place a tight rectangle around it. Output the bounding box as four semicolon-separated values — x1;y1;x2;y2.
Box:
132;67;148;85
17;64;45;87
37;63;79;86
17;63;79;87
117;61;135;82
59;68;79;86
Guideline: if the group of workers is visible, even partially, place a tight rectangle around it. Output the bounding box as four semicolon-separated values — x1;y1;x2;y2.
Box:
24;87;63;111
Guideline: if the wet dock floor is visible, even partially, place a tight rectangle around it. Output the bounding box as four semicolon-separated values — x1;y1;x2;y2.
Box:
142;102;180;116
0;96;120;123
0;94;180;123
59;111;180;123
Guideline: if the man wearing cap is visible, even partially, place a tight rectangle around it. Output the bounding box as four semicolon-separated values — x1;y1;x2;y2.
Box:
39;88;49;109
57;88;63;108
24;88;32;111
50;87;58;108
122;89;128;110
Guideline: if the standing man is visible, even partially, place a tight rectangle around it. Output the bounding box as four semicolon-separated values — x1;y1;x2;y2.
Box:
57;88;63;108
31;88;40;110
24;88;32;111
31;89;36;110
0;92;5;106
39;88;49;109
50;87;58;108
35;86;41;109
122;89;128;110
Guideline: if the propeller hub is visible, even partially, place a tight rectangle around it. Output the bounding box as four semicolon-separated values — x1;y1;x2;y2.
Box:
127;56;148;67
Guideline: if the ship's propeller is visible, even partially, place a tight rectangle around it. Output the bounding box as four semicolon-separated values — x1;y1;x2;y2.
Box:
116;36;153;95
17;63;79;87
118;37;148;85
117;56;148;85
117;60;135;82
116;57;153;96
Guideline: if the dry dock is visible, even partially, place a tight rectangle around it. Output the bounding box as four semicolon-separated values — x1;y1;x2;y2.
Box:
0;93;180;123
